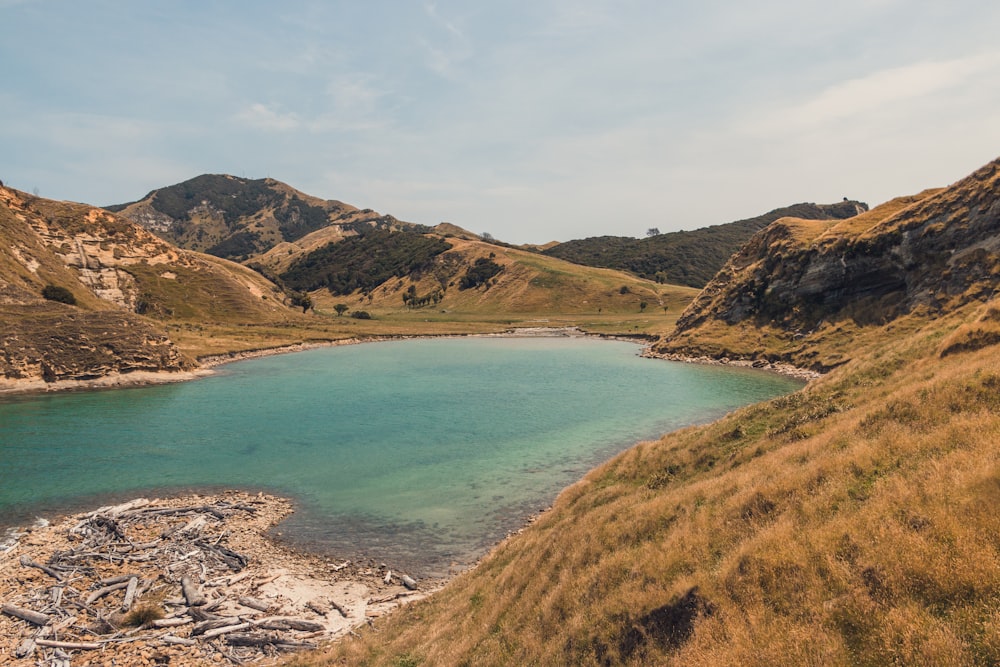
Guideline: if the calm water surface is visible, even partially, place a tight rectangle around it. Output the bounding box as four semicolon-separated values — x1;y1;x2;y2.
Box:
0;337;801;575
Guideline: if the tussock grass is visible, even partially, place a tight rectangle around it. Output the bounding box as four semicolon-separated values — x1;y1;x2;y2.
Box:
290;301;1000;666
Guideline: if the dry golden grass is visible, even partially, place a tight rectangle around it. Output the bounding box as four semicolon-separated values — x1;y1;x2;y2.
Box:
284;301;1000;666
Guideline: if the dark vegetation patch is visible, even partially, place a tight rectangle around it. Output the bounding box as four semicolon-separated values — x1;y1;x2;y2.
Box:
41;284;76;305
458;257;503;290
279;229;451;296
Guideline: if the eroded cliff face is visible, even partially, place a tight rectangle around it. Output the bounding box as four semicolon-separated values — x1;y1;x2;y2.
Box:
0;186;196;388
0;307;191;386
655;158;1000;370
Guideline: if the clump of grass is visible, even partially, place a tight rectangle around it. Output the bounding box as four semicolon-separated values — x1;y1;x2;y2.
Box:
121;603;164;628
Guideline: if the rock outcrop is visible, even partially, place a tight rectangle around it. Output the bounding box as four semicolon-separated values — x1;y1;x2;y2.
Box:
654;158;1000;370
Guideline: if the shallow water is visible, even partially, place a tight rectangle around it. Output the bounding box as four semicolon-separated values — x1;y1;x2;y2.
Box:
0;337;801;575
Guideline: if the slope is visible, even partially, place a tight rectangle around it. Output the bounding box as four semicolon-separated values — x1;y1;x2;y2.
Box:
0;185;296;389
542;200;867;287
108;174;417;262
653;158;1000;371
306;159;1000;666
288;232;699;324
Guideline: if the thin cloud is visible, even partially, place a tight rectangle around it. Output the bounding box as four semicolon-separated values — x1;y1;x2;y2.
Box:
778;52;1000;128
235;103;300;131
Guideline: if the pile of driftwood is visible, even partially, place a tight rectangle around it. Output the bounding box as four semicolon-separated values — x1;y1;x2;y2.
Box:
0;494;422;666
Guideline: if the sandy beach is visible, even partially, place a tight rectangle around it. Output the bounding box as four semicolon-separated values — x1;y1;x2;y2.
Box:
0;491;437;666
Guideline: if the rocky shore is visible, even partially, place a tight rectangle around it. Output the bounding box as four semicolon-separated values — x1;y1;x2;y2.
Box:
0;491;435;667
641;349;822;381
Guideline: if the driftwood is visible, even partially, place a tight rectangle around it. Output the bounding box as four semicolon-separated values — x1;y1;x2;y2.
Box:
253;617;326;632
191;617;242;636
238;596;272;612
122;576;139;611
19;555;65;581
400;574;419;590
181;576;207;606
85;579;130;605
161;634;197;646
35;638;101;650
0;495;414;665
200;621;252;640
2;602;52;626
225;632;317;650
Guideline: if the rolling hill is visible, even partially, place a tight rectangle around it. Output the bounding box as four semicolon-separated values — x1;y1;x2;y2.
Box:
308;158;1000;666
107;174;417;262
543;200;868;287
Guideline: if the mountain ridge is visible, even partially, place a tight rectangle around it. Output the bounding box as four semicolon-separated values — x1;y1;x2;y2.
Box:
543;199;868;287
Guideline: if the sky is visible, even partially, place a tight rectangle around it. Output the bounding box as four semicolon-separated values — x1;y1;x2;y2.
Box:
2;1;1000;245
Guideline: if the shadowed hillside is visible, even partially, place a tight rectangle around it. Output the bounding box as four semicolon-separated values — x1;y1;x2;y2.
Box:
301;158;1000;666
543;200;867;287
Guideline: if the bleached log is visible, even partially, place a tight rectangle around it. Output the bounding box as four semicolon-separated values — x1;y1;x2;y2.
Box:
85;580;129;605
161;634;197;646
200;621;251;640
99;573;140;586
400;574;418;590
19;555;65;582
2;603;51;626
252;617;326;632
384;570;392;584
238;596;272;612
121;576;139;611
181;576;207;606
225;632;317;649
191;617;242;635
35;639;101;650
330;600;350;618
152;617;192;628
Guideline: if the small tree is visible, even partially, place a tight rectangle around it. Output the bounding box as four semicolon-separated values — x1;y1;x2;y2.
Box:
640;301;648;312
290;292;313;313
646;227;660;237
334;303;349;317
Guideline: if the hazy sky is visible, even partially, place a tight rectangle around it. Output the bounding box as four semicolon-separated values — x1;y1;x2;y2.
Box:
3;1;999;244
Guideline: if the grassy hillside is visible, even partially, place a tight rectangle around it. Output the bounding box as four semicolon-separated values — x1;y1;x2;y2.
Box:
290;159;1000;666
543;200;867;287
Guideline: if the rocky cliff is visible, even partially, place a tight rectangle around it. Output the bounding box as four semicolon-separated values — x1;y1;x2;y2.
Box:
0;185;292;390
653;158;1000;370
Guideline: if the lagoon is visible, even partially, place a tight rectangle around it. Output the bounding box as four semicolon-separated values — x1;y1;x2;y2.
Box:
0;337;801;575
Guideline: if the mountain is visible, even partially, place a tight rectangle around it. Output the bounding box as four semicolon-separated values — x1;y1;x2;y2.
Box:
542;200;868;287
0;184;293;390
315;158;1000;666
107;174;417;262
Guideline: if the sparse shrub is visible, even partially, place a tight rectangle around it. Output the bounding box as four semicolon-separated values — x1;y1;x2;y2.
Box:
41;284;76;305
121;603;164;628
351;310;372;319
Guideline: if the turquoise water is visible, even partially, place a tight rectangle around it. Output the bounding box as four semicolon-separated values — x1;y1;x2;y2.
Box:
0;337;801;575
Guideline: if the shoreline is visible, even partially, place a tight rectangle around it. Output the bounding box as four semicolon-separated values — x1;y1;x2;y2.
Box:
0;491;438;666
0;327;821;398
